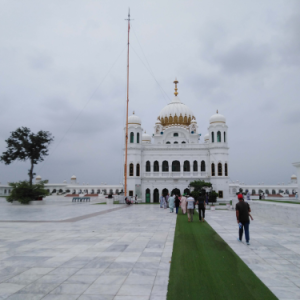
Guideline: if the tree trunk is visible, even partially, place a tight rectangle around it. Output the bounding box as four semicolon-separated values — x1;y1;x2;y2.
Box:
29;160;34;187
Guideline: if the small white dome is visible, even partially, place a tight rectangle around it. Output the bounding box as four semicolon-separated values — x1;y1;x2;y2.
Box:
155;119;161;124
191;119;197;124
36;175;42;180
142;131;151;143
71;175;76;179
204;133;209;141
128;111;141;125
291;174;297;179
209;111;226;124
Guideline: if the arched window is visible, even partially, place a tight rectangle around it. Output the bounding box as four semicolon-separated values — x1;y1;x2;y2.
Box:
172;161;180;172
182;141;186;144
136;164;140;176
272;189;276;194
218;163;222;176
184;161;190;172
166;141;171;144
211;163;215;176
224;132;226;143
211;132;214;143
162;161;169;172
137;132;140;143
130;132;134;143
110;189;113;194
225;163;228;176
129;163;134;176
4;189;6;194
217;131;221;142
174;141;178;144
116;189;119;194
266;189;270;195
201;160;206;172
154;161;159;172
193;161;198;172
146;161;151;172
252;189;256;195
174;133;178;137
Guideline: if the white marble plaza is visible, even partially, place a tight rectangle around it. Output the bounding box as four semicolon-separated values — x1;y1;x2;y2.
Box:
0;198;176;300
206;208;300;300
2;197;300;300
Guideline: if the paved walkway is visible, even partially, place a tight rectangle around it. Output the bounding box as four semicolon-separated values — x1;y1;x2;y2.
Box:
0;200;176;300
206;209;300;300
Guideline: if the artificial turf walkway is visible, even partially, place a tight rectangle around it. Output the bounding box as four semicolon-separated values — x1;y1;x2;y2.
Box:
167;213;278;300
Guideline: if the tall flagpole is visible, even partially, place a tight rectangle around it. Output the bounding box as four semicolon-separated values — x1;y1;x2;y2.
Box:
124;9;131;197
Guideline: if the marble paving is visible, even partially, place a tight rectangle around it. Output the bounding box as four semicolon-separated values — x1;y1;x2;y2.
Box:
206;208;300;300
0;199;176;300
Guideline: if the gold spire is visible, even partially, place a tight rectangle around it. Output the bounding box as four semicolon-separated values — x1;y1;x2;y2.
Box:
173;78;179;96
216;109;218;114
133;111;135;114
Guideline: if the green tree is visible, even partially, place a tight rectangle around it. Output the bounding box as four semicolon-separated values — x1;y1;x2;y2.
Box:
6;180;49;204
0;127;54;186
189;180;212;198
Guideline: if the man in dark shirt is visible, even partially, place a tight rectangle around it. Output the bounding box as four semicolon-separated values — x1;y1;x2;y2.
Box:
196;190;206;222
236;193;251;245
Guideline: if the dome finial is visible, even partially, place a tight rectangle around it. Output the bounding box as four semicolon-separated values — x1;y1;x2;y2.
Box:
173;78;179;96
133;111;135;114
216;109;218;114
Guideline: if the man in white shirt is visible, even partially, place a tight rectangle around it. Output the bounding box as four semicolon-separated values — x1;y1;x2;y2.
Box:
186;195;195;222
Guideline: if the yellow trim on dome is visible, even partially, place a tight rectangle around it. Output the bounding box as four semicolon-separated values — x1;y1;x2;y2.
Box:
128;122;141;125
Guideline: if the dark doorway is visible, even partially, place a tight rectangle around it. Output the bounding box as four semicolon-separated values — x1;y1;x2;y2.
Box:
162;188;169;197
146;188;150;203
172;188;180;196
153;188;159;203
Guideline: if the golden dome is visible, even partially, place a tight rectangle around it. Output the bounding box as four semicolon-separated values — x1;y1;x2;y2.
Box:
157;79;195;128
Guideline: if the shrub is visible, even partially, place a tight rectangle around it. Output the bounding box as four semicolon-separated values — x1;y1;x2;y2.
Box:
6;180;49;204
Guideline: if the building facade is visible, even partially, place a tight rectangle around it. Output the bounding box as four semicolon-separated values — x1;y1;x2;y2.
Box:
125;80;230;202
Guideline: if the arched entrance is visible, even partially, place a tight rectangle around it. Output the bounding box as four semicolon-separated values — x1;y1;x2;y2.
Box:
146;188;150;203
172;188;180;196
153;188;159;203
162;188;169;197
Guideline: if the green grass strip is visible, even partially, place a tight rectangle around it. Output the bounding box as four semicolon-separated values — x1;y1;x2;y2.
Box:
254;199;300;204
168;214;278;300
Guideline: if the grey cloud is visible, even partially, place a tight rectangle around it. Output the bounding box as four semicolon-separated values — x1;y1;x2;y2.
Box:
29;53;53;70
214;42;270;74
0;1;300;185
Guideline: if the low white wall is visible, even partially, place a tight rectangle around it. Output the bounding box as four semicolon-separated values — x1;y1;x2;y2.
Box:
232;200;300;226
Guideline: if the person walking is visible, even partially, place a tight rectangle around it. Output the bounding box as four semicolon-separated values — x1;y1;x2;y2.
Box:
168;194;175;213
245;190;251;202
180;194;187;214
163;194;168;209
197;190;206;222
160;194;164;208
186;194;195;222
175;195;180;214
236;193;251;245
166;194;170;208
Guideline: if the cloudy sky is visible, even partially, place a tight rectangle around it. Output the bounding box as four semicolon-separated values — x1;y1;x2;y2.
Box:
0;0;299;185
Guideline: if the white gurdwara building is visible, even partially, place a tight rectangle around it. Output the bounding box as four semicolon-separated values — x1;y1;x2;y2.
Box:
125;80;229;202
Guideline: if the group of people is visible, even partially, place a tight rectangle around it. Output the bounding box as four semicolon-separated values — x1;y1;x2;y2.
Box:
160;191;209;222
